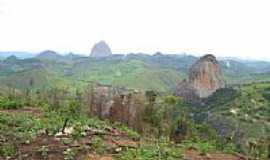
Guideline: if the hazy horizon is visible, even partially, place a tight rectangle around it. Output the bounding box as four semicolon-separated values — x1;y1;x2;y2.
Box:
1;0;270;59
1;49;270;62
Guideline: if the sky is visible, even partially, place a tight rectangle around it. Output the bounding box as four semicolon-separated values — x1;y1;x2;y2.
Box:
0;0;270;59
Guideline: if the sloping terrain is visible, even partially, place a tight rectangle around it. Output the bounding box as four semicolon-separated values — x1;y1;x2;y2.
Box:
0;53;270;159
1;53;270;93
189;82;270;157
0;105;245;160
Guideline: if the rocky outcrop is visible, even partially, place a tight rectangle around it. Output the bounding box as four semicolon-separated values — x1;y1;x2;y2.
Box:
82;84;146;129
90;41;112;58
175;54;225;102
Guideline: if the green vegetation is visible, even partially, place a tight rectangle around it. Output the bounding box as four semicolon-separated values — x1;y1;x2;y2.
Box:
0;96;112;159
1;53;270;159
0;96;24;109
0;59;184;93
0;143;15;158
192;82;270;159
90;136;105;154
2;54;270;94
115;141;183;160
0;90;246;159
63;148;76;160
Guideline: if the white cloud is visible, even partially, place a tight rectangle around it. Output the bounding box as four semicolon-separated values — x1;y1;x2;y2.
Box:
0;0;270;59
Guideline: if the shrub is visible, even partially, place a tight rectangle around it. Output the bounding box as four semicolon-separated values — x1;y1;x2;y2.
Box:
90;136;105;154
63;148;76;160
0;97;23;109
1;143;16;158
114;123;140;139
71;122;83;140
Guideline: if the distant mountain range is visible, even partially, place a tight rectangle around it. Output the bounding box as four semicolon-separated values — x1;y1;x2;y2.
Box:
0;52;36;59
1;51;270;93
0;51;86;60
1;41;270;93
1;51;270;62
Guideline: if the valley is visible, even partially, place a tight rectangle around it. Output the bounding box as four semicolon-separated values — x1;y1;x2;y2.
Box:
0;43;270;159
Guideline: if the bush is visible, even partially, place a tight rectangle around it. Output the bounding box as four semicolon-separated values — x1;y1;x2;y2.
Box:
63;148;76;160
0;143;16;158
0;97;23;109
114;123;140;139
90;136;105;154
182;140;216;155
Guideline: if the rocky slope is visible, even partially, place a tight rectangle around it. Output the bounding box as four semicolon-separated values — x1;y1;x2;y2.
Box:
175;54;225;101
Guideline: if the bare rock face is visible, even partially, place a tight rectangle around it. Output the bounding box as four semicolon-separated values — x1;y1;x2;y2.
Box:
175;54;225;101
82;84;146;129
189;54;226;98
90;41;112;58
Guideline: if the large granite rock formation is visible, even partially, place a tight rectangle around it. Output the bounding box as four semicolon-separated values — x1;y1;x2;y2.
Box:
90;41;112;58
175;54;225;102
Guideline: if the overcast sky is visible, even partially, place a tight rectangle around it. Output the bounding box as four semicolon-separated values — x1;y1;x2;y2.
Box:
0;0;270;59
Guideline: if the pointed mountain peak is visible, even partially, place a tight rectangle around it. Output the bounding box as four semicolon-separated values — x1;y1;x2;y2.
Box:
90;41;112;58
